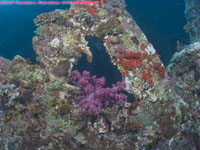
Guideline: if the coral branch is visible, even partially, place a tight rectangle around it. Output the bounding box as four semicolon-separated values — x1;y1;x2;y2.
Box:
72;70;127;115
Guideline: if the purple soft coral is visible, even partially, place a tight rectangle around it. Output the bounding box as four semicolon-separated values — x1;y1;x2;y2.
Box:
72;70;127;116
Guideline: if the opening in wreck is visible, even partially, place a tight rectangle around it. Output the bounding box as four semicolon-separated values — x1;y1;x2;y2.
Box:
72;36;135;102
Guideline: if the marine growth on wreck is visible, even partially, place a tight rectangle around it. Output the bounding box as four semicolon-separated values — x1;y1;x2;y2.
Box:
0;0;199;149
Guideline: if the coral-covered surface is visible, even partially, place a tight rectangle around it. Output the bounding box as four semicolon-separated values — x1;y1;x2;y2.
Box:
184;0;200;43
0;0;199;149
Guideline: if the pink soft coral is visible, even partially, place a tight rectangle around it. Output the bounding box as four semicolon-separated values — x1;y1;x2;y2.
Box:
72;70;127;116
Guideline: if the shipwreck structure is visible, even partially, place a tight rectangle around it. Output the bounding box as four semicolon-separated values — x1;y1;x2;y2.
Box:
0;0;199;149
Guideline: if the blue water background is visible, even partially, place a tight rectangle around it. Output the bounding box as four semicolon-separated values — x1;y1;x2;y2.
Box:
0;4;68;61
126;0;189;65
0;0;189;65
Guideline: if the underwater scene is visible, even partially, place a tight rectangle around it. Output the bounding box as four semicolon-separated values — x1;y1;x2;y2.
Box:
0;0;199;149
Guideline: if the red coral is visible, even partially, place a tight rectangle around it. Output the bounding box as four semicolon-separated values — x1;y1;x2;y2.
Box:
192;113;198;118
148;80;154;85
158;65;165;79
98;0;103;8
147;69;153;78
118;55;124;61
124;51;134;59
123;71;129;76
119;51;144;76
102;36;111;43
87;5;99;16
26;58;32;65
130;100;139;109
124;63;128;70
142;52;148;59
123;51;144;69
71;9;75;14
141;74;148;81
138;52;142;60
118;51;162;85
98;0;107;9
153;62;165;79
141;69;153;82
141;43;147;51
135;59;142;68
64;17;68;22
185;85;190;91
127;59;135;68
